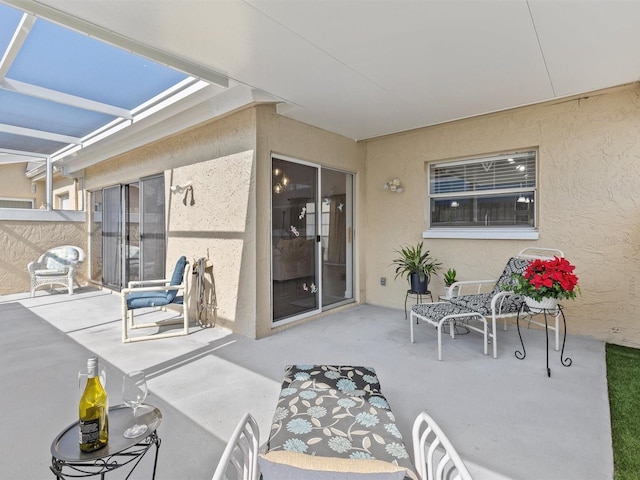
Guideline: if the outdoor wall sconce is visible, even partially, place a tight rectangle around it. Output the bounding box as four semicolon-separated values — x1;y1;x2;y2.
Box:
383;178;404;193
170;181;192;194
170;181;194;205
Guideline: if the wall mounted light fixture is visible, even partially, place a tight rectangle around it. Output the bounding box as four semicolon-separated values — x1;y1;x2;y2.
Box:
383;178;404;193
170;181;192;194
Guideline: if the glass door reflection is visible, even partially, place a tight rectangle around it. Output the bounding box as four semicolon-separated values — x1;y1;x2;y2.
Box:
321;169;353;308
272;159;319;321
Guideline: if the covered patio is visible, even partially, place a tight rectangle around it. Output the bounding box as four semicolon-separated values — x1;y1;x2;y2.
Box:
1;287;611;479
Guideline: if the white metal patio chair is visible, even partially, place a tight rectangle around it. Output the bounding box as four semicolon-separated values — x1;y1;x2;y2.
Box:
412;411;473;480
121;256;192;343
27;245;85;297
444;247;564;358
211;412;260;480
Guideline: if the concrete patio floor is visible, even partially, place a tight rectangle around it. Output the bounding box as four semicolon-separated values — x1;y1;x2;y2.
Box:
0;287;612;480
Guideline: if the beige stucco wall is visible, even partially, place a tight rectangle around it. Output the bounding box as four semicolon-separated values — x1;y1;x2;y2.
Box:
86;106;259;336
0;163;40;207
52;175;82;210
0;220;87;294
0;165;86;295
255;105;366;338
84;104;365;339
6;85;638;347
365;83;640;348
0;163;83;210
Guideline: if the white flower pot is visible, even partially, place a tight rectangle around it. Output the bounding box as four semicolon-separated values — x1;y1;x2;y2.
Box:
524;296;558;313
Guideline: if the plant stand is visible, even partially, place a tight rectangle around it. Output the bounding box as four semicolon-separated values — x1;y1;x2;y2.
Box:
515;304;572;377
404;289;433;319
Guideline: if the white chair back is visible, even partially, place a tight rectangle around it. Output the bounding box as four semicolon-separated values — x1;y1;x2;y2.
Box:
211;412;260;480
412;411;473;480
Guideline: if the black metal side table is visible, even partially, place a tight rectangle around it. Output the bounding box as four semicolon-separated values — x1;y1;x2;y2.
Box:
515;304;572;377
51;404;162;479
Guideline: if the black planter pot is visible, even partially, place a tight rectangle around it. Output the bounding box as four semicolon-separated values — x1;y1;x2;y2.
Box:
410;273;429;293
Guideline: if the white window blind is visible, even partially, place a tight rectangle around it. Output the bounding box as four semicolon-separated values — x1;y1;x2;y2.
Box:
430;151;535;195
428;150;537;233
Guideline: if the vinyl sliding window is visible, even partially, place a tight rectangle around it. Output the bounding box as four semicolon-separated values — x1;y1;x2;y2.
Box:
426;150;537;239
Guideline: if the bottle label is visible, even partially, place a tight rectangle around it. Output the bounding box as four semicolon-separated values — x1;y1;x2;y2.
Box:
79;418;100;445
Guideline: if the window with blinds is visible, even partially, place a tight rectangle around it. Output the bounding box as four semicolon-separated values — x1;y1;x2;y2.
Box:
428;151;536;229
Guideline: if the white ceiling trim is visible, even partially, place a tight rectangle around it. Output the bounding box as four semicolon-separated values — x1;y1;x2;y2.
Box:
59;83;278;175
0;78;133;119
0;11;35;78
0;122;82;144
0;151;46;163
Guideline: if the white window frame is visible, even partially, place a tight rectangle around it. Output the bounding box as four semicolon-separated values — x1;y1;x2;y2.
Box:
0;197;35;209
424;150;539;240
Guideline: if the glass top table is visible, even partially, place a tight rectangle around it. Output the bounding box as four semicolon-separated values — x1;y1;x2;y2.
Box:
51;404;162;479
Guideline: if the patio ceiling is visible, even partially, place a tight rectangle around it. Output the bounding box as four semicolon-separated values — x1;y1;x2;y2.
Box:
0;2;226;169
1;0;640;171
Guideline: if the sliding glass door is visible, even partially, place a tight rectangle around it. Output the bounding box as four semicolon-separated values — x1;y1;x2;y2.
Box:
102;186;122;289
139;175;165;281
320;168;353;307
99;175;165;290
271;156;353;323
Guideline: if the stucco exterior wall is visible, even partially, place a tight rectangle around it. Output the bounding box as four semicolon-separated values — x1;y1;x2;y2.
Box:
84;104;364;339
255;105;366;338
365;83;640;348
0;220;87;295
0;163;84;211
86;107;259;337
0;163;40;207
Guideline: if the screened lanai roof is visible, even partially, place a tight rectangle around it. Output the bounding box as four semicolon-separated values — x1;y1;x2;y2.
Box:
0;2;209;168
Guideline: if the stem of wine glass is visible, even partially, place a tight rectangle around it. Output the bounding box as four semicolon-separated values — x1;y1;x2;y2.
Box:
132;405;138;426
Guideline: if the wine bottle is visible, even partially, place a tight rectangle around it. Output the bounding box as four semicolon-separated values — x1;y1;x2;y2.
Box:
78;357;109;452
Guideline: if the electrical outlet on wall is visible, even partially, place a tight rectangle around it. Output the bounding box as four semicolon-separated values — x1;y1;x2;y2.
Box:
380;277;386;286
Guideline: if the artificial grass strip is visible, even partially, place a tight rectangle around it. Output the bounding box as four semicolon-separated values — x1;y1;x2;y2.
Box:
606;343;640;480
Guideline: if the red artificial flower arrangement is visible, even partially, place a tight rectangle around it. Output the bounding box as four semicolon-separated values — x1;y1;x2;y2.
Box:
511;256;580;301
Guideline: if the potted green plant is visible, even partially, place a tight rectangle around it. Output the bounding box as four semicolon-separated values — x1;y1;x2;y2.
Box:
444;268;457;287
391;242;441;293
443;267;458;298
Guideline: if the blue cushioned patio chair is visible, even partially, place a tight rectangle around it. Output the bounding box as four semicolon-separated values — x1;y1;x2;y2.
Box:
121;256;191;343
444;247;564;358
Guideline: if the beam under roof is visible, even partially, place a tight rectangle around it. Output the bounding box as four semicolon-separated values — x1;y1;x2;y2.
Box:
0;11;35;79
0;78;133;119
0;122;82;144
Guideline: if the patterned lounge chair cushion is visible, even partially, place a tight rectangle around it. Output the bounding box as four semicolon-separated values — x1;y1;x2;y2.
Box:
448;292;523;316
490;256;531;295
411;302;477;319
264;365;418;480
447;256;530;315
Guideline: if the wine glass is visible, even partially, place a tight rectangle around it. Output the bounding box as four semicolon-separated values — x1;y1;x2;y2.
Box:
122;371;148;438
